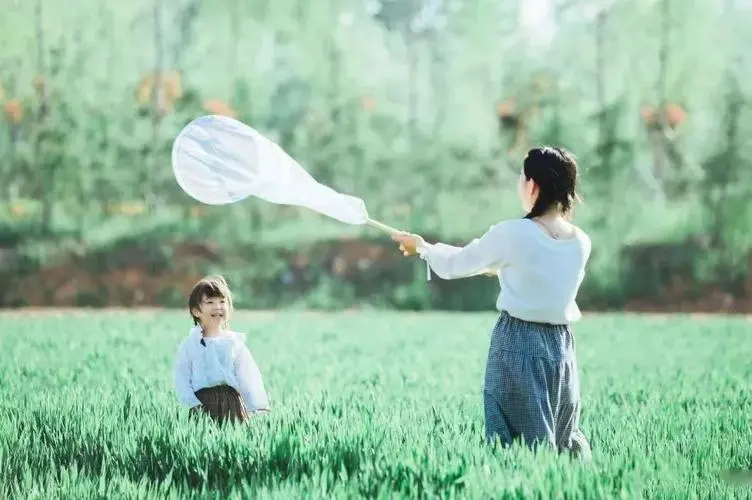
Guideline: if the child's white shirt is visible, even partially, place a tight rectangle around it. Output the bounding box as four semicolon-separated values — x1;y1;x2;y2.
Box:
417;218;592;324
173;326;270;411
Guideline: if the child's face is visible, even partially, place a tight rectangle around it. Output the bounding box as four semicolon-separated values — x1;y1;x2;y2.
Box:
192;294;229;330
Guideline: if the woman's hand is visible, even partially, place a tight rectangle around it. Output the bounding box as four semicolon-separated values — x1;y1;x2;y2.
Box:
391;232;424;257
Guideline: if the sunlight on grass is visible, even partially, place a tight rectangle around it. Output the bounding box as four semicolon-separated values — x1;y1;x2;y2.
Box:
1;310;750;498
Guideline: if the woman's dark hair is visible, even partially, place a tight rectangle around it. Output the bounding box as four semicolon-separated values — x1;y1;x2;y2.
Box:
522;146;579;219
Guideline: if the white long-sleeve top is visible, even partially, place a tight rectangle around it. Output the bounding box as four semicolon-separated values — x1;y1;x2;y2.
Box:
416;218;592;324
173;326;270;411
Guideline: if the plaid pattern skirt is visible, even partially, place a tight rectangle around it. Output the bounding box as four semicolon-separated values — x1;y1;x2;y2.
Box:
483;311;591;461
190;384;249;425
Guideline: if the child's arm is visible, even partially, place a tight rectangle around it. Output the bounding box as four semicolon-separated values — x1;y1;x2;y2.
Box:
234;342;270;412
173;340;202;409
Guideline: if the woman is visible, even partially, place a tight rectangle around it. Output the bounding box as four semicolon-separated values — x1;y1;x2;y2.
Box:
392;146;592;460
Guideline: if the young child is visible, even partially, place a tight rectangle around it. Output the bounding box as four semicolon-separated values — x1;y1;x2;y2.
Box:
173;275;270;424
392;146;592;461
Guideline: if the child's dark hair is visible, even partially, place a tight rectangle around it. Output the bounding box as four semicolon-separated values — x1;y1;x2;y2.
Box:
188;275;234;326
522;146;580;219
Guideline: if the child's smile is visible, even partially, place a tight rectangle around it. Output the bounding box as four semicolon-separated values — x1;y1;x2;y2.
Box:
193;295;229;332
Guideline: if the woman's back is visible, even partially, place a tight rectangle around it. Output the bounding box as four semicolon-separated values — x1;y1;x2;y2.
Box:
493;218;591;324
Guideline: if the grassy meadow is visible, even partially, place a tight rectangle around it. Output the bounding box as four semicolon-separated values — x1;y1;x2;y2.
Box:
0;310;751;499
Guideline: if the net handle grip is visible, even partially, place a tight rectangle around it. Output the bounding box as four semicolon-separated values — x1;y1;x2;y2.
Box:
365;218;401;236
365;218;498;278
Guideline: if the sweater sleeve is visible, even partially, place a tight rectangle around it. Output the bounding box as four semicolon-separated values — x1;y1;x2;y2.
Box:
417;223;509;280
173;340;202;408
234;342;270;411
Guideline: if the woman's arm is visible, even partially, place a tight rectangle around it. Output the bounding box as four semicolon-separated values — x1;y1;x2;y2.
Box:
393;223;509;280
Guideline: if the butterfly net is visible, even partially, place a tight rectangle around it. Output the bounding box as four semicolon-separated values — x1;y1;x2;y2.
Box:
171;115;370;225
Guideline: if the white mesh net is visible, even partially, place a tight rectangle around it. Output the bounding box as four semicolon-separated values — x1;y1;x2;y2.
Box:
171;115;383;228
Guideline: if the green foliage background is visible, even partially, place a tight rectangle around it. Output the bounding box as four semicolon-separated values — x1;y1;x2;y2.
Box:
0;0;750;310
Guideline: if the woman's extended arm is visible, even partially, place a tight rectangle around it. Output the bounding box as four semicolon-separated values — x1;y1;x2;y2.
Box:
392;223;509;280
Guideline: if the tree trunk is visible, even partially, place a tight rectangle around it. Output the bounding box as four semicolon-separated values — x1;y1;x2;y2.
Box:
35;0;52;235
147;0;165;212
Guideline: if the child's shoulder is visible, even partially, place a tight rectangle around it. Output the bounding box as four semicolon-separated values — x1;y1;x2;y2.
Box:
178;326;201;344
175;334;196;359
225;329;249;344
225;330;259;358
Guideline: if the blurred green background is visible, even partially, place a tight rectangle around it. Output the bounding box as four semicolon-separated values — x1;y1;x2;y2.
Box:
0;0;750;312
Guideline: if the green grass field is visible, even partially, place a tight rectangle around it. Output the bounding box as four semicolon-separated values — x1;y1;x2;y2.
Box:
1;310;750;499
